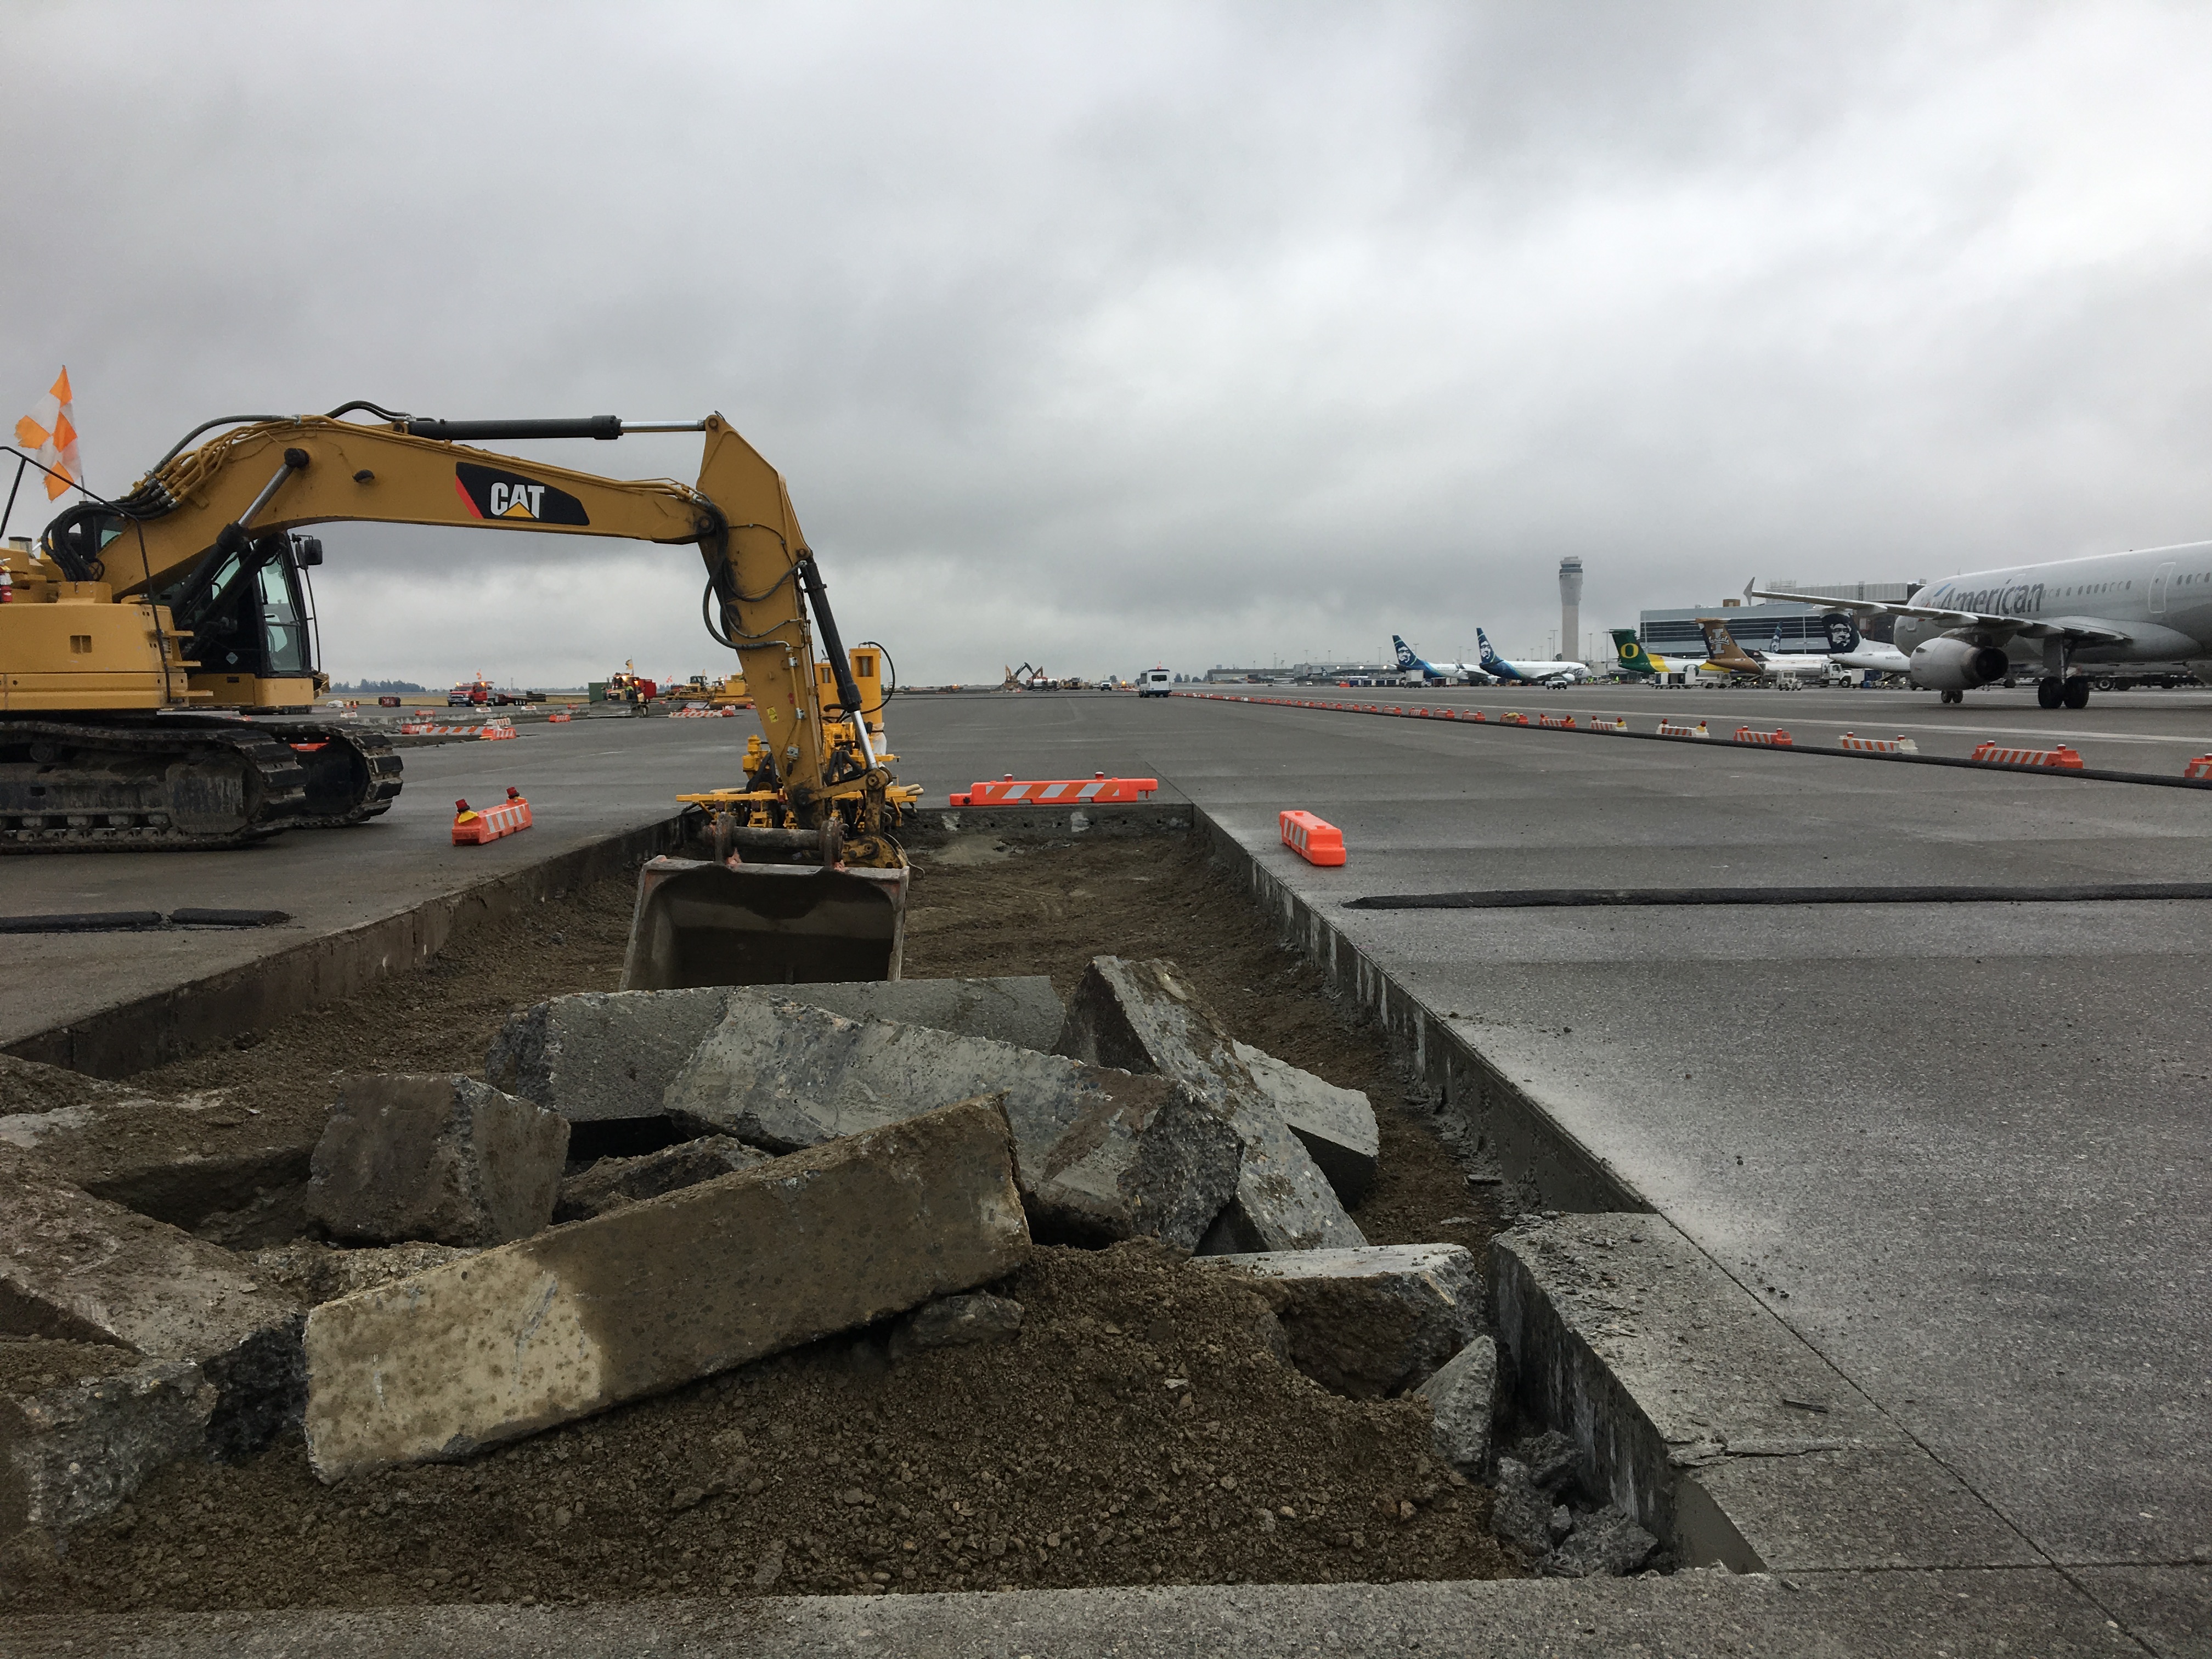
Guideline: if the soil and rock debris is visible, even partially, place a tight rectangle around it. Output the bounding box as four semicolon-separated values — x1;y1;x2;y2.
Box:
2;833;1522;1613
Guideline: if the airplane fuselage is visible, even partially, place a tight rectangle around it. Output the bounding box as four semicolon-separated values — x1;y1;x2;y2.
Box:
1895;540;2212;668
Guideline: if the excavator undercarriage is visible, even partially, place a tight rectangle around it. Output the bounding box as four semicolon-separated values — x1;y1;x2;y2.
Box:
0;716;399;850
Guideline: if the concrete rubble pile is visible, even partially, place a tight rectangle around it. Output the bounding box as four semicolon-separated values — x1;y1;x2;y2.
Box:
4;965;1635;1573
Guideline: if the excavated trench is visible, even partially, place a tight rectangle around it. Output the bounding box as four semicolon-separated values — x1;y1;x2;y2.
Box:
0;830;1620;1615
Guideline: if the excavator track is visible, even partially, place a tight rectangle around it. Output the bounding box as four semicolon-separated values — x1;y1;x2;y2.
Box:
0;718;311;851
278;724;404;828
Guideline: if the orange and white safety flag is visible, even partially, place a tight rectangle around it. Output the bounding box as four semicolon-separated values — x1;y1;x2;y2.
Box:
15;369;81;500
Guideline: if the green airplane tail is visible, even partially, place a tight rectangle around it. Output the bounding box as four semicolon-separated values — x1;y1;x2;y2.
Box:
1611;628;1662;675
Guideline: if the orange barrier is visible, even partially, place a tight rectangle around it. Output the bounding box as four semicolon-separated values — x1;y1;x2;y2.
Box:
2186;755;2212;780
1280;809;1346;867
1590;717;1629;733
398;719;436;735
1656;719;1711;739
453;787;532;845
478;723;518;741
1837;732;1919;754
950;773;1161;807
1733;726;1792;747
1537;714;1577;730
1971;741;2083;770
546;710;573;723
1499;712;1530;726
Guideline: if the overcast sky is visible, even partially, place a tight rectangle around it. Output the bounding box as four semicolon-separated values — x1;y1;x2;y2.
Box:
8;2;2212;686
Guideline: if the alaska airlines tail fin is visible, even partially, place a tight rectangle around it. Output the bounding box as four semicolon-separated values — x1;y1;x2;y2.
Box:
1392;635;1421;670
1821;612;1861;652
1476;628;1502;670
1611;628;1663;675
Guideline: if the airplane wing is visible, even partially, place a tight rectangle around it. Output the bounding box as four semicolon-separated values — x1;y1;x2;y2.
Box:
1745;588;2130;646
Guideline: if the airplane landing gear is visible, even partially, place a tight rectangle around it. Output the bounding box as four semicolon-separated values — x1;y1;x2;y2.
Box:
2038;676;2064;709
2062;676;2090;709
1940;689;1964;704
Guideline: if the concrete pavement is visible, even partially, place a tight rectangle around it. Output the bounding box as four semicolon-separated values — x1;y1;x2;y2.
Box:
889;690;2211;1645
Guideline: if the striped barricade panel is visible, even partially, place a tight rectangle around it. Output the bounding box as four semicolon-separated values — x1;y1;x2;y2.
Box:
1538;714;1577;729
1656;720;1711;739
1500;713;1530;726
2186;755;2212;780
1970;742;2083;770
1733;727;1792;747
1837;732;1920;754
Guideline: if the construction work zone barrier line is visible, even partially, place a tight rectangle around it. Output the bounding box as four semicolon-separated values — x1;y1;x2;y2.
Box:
453;788;533;845
1166;691;2212;789
399;718;520;740
950;773;1161;808
1280;809;1347;867
1970;740;2083;770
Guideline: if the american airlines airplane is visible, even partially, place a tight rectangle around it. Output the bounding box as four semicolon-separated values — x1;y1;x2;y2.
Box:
1392;635;1486;684
1754;539;2212;707
1476;628;1594;686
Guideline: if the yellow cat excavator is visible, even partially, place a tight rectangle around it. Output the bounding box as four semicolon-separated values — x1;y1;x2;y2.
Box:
1;404;912;983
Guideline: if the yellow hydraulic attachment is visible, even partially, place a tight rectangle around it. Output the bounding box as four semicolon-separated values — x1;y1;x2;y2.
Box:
1;405;912;985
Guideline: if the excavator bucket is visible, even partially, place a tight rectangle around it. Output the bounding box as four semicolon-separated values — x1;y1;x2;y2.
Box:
619;856;909;991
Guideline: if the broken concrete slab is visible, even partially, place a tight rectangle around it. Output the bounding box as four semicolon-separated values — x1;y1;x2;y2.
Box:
663;998;1239;1249
307;1075;568;1248
486;986;731;1125
3;1346;215;1539
1057;957;1364;1253
302;1095;1031;1481
1230;1041;1378;1205
554;1136;772;1222
247;1242;479;1308
0;1057;314;1242
1192;1243;1482;1398
484;977;1068;1126
1548;1505;1660;1578
890;1291;1024;1361
0;1143;303;1458
1492;1212;2039;1572
1415;1334;1498;1475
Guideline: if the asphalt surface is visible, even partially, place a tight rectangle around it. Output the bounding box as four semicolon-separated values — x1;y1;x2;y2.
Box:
0;712;753;1048
3;686;2205;1652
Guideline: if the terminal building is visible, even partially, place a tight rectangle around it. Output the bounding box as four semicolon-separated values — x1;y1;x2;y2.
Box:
1638;580;1916;659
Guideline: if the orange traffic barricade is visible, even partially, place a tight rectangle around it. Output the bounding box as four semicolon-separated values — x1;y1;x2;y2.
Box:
1280;809;1346;867
453;787;532;845
950;774;1160;807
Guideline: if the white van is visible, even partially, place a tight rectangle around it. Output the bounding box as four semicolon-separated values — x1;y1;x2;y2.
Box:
1139;669;1173;697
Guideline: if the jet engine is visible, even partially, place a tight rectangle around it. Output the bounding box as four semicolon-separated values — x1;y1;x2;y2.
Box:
1909;635;2012;691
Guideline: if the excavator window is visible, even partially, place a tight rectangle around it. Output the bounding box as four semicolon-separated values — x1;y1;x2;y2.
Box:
161;534;316;678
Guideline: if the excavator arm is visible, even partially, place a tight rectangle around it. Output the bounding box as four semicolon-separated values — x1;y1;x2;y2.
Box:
40;411;877;820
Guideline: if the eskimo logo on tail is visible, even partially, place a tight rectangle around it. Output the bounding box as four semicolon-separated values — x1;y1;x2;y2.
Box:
453;463;590;526
1477;629;1500;667
1822;612;1860;652
1393;635;1419;668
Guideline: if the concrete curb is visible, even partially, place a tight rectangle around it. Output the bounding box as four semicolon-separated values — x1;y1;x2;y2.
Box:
1190;807;1644;1214
3;816;690;1080
0;1567;2150;1656
912;801;1194;841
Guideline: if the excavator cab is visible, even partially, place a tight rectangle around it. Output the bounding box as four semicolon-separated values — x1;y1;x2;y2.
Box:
159;531;325;710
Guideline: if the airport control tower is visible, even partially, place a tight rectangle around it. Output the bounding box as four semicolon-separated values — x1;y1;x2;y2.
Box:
1559;557;1584;663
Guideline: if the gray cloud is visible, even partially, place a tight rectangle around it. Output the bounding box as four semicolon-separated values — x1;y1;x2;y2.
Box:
7;2;2211;685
